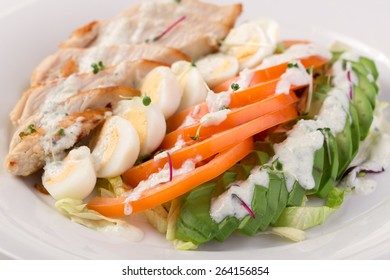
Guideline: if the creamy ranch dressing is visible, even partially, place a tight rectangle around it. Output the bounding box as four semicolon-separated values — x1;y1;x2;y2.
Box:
274;120;324;190
124;158;200;204
275;61;311;95
211;168;269;223
257;43;332;69
210;50;366;222
153;135;186;161
194;68;254;127
37;75;87;158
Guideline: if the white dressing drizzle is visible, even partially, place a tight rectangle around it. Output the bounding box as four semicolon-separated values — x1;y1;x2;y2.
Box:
275;61;311;95
257;43;332;69
123;157;200;204
210;168;269;223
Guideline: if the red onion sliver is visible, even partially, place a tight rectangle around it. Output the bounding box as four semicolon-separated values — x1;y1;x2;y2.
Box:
167;152;173;182
232;193;255;219
347;70;354;100
152;15;186;42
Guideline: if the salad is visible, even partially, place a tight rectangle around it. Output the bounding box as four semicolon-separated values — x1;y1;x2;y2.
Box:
4;0;390;251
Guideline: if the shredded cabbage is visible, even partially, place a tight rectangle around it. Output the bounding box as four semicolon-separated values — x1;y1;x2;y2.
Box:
274;187;345;230
271;227;306;242
55;198;144;241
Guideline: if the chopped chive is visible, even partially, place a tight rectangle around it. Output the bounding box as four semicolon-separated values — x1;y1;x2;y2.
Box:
275;42;286;53
19;124;37;138
91;61;105;74
306;66;314;74
191;60;197;67
358;171;366;177
56;128;65;136
287;62;299;68
142;95;152;106
190;125;202;141
230;83;240;91
219;105;230;110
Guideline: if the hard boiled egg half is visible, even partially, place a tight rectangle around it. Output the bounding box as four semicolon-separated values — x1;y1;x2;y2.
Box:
91;115;140;178
220;19;280;70
140;66;183;119
114;97;166;156
171;60;208;111
196;53;239;89
42;146;96;200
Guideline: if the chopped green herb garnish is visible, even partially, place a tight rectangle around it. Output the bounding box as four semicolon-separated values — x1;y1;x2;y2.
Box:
142;95;152;106
342;59;348;71
219;105;230;110
287;62;299;68
191;60;197;67
174;0;181;3
306;66;314;74
91;61;105;74
275;42;286;53
190;125;202;141
56;128;65;136
19;124;37;138
231;83;240;91
358;171;366;177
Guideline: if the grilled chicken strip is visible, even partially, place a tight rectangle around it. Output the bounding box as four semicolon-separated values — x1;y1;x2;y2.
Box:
6;108;109;176
60;0;241;59
31;44;189;86
61;17;228;59
11;60;162;126
120;0;242;28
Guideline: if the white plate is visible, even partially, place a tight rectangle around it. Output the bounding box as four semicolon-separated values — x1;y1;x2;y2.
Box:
1;0;390;259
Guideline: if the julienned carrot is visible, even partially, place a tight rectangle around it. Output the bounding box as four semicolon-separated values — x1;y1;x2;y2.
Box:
167;55;329;132
87;138;254;217
167;79;285;133
161;92;298;149
122;104;298;187
213;55;329;92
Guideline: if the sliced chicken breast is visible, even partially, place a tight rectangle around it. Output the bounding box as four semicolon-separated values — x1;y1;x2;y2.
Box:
11;60;162;126
31;44;189;86
6;108;109;176
60;0;241;59
120;0;242;28
61;17;229;59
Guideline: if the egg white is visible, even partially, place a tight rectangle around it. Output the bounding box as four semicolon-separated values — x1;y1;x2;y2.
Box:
42;146;96;200
196;53;239;88
114;97;166;155
171;60;208;111
221;19;280;70
140;66;183;119
91;115;140;178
